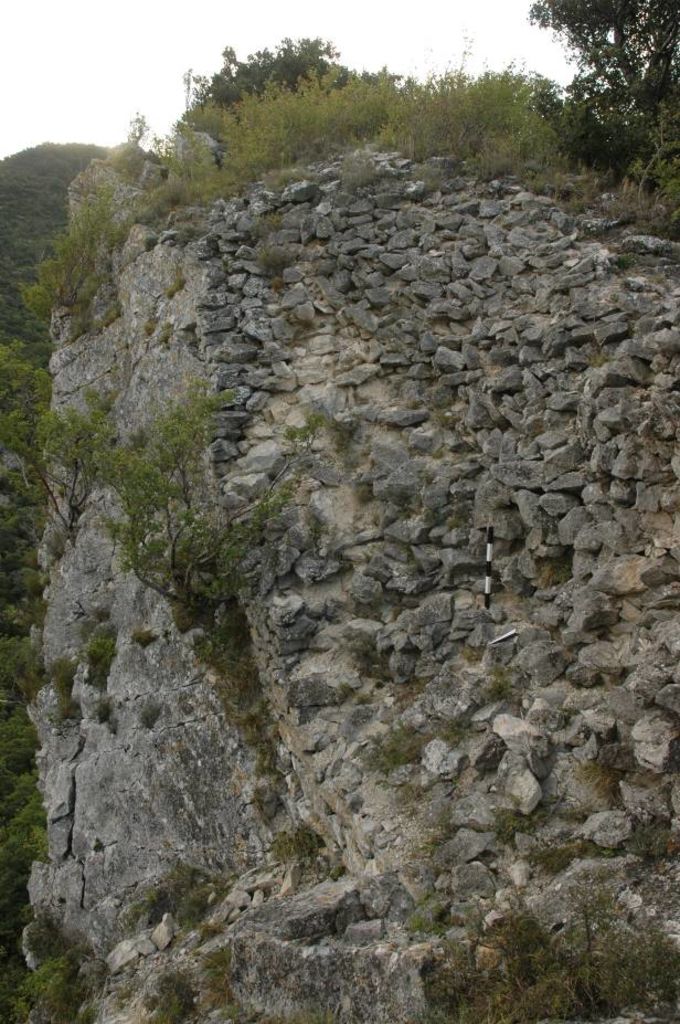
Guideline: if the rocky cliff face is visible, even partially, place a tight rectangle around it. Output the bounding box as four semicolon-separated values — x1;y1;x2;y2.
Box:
29;151;680;1022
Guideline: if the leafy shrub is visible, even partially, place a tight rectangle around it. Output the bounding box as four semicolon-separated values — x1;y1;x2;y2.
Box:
85;627;117;689
99;385;289;608
380;69;558;167
364;724;428;773
19;917;95;1024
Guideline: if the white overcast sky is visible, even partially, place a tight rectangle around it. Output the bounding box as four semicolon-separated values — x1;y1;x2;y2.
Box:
1;0;574;160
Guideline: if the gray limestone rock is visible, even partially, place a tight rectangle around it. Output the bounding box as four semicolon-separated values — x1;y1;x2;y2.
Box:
580;810;633;848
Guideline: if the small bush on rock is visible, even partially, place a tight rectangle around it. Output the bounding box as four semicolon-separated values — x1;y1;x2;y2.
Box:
133;864;219;929
271;825;323;864
364;724;428;773
85;627;117;689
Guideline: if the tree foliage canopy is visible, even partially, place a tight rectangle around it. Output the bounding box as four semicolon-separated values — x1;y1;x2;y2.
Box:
101;386;288;607
191;37;348;110
530;0;679;110
530;1;679;171
0;352;113;536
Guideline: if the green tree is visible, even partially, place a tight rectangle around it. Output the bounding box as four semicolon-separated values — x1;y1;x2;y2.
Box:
530;0;680;170
0;351;113;536
100;386;288;608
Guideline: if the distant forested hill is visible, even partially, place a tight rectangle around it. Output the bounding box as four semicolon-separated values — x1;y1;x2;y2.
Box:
0;143;106;358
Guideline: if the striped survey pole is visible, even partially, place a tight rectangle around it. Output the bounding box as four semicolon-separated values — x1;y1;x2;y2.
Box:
484;525;494;609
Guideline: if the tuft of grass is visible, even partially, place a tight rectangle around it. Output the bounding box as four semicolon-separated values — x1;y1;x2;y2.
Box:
485;666;514;701
271;825;323;865
408;896;450;936
158;322;173;346
576;762;623;806
95;696;113;724
165;272;186;299
494;807;546;845
536;554;572;588
627;823;673;861
341;152;380;191
201;946;233;1009
364;724;428;774
529;840;611;875
588;350;611;368
352;634;392;683
461;646;483;664
354;481;374;505
195;604;278;778
132;628;158;647
257;244;294;276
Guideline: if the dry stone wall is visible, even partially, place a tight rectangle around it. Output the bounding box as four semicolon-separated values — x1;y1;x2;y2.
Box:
30;151;680;1022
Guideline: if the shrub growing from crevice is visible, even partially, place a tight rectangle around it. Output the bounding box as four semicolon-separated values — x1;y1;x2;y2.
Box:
195;603;278;777
129;864;223;931
85;626;117;690
50;657;79;721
